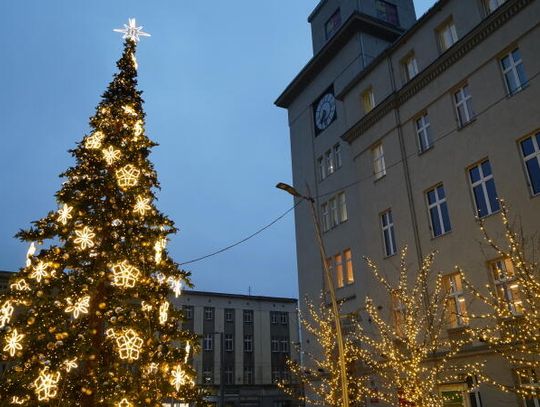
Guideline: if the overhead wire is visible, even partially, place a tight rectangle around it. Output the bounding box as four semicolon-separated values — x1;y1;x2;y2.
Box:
178;66;539;266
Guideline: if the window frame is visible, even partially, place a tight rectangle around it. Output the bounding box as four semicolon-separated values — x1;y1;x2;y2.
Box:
203;333;214;351
489;258;524;315
437;18;458;52
468;159;500;218
415;112;433;153
426;184;452;237
454;83;475;127
325;9;342;40
344;249;354;285
183;305;193;320
500;47;528;96
204;307;214;321
244;334;253;352
519;132;540;196
484;0;507;14
380;209;397;257
280;312;288;325
376;0;400;26
362;87;375;113
443;273;469;328
372;143;386;180
243;366;254;385
224;334;234;352
402;52;419;82
243;310;253;324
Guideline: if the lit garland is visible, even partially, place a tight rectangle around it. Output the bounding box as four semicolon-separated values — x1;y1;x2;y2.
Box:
0;23;200;405
116;164;140;189
167;276;183;298
65;296;90;319
3;329;24;357
115;328;144;361
30;261;55;282
73;225;96;250
133;195;151;216
111;261;141;288
33;368;60;401
457;200;540;399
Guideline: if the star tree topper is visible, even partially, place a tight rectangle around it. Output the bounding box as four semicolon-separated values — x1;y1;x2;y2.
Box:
114;18;151;42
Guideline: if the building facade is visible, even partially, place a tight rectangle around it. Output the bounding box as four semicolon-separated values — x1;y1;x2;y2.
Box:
171;290;302;407
276;0;540;406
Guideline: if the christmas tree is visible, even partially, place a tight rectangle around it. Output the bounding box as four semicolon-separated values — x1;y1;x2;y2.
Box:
0;19;200;406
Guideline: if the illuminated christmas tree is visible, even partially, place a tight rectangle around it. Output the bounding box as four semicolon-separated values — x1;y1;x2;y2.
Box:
355;249;476;407
457;201;540;400
0;19;200;406
279;299;368;407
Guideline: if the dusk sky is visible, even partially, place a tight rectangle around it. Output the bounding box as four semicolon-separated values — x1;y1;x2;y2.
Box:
0;1;436;299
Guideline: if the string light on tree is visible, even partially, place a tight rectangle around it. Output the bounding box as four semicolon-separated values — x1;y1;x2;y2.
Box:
167;276;183;298
33;368;60;402
102;146;121;165
111;261;141;288
57;203;73;225
30;261;55;283
133;120;143;139
10;279;30;291
11;396;29;405
25;242;36;267
73;226;96;250
65;296;90;319
117;398;133;407
84;131;105;149
154;238;166;264
133;195;151;216
3;329;24;357
0;301;14;328
116;164;140;189
63;357;78;372
122;105;137;116
159;301;169;325
116;328;144;361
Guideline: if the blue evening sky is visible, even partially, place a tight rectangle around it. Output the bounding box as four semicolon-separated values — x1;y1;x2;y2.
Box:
0;1;436;298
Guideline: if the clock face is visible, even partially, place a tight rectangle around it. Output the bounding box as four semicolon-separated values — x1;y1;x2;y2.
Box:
315;92;337;132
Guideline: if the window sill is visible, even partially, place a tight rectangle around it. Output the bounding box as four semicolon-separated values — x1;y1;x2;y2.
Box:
418;145;434;156
431;229;452;240
506;82;529;98
457;117;476;131
476;208;501;221
374;173;387;183
383;252;398;259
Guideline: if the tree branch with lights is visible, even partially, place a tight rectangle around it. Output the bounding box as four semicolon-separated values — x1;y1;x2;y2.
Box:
457;200;540;400
0;19;202;406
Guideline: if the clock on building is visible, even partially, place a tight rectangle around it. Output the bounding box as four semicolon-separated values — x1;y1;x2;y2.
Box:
313;86;337;135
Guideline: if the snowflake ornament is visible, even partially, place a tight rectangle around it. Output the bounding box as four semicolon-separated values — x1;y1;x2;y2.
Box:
0;301;14;328
133;195;151;216
102;146;121;165
116;164;140;189
4;329;24;357
111;261;141;288
65;296;90;319
57;204;73;225
116;329;143;361
74;226;96;250
33;368;61;401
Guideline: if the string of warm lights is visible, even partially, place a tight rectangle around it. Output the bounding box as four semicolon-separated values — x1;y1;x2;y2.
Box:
0;20;201;406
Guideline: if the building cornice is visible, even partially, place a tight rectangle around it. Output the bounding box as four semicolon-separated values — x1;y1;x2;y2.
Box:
183;289;297;304
342;0;533;144
275;11;403;108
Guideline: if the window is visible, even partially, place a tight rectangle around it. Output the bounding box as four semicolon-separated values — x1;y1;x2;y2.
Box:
372;143;386;179
427;184;452;237
454;84;475;126
325;149;335;176
334;143;343;169
489;258;523;314
203;334;213;351
321;202;330;232
500;48;528;95
243;366;253;385
318;156;326;181
318;143;343;182
271;312;278;324
204;307;214;321
325;9;341;40
335;253;344;288
438;19;458;51
244;335;253;352
243;310;253;324
224;334;234;351
225;308;234;322
376;0;399;25
469;159;500;218
403;53;419;81
520;133;540;195
338;192;348;223
280;312;288;325
344;249;354;285
271;337;280;353
183;305;193;320
224;366;234;385
280;339;289;353
443;273;468;327
203;369;214;384
392;291;406;336
416;113;432;152
516;368;540;407
329;197;339;228
362;88;375;113
484;0;506;13
381;210;397;257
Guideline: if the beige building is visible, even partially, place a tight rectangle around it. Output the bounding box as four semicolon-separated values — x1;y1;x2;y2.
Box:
276;0;540;406
172;290;302;407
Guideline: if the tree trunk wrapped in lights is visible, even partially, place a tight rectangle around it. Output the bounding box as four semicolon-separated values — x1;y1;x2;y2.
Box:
0;23;201;406
356;249;477;407
279;299;369;407
457;200;540;400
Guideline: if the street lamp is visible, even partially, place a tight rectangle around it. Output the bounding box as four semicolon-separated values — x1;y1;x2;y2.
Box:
276;182;350;407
